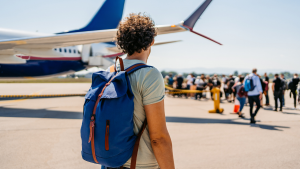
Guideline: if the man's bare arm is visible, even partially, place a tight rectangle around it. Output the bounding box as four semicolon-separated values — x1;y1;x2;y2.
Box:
144;100;175;169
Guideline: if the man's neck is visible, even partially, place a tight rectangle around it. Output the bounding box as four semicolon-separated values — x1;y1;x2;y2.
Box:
125;50;150;63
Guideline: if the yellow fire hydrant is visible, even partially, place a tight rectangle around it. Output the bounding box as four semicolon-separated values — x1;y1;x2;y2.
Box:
208;87;224;113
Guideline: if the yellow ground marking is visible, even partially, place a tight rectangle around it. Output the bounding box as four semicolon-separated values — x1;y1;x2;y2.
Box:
165;85;209;93
0;90;43;105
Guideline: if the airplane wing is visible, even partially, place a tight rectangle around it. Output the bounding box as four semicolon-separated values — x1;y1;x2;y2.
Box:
0;0;221;55
107;40;182;53
0;25;188;51
0;29;117;50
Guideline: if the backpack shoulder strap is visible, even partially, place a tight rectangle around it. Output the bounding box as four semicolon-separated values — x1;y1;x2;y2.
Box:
130;119;147;169
109;63;152;73
126;63;152;74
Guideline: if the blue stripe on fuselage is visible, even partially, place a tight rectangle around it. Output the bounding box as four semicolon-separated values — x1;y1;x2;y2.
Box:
0;60;86;78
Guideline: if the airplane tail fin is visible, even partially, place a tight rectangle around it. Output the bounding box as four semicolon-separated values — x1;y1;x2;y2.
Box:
58;0;125;34
183;0;212;29
181;0;222;45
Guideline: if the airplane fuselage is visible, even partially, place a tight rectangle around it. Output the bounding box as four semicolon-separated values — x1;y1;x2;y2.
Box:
0;28;89;79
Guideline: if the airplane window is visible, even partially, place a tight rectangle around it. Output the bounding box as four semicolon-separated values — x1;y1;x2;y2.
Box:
69;49;72;53
78;51;81;54
64;49;67;53
54;48;57;51
73;49;76;53
59;48;62;52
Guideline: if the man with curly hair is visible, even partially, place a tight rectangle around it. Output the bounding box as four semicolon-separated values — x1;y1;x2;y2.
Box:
103;13;175;169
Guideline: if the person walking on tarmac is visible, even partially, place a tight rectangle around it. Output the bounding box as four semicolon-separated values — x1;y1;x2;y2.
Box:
244;68;263;124
264;72;270;106
273;74;284;111
298;82;300;106
222;75;229;99
258;75;266;108
227;75;235;103
280;74;287;107
194;76;202;100
290;73;300;109
168;73;174;88
232;76;246;118
206;75;214;100
175;74;184;98
176;74;183;90
186;73;194;90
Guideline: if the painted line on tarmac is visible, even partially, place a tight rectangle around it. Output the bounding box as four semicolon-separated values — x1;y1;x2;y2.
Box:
0;90;45;104
0;93;85;99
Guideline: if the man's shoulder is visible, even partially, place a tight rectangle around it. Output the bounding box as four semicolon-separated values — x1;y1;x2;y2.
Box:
137;66;159;74
133;66;163;82
251;74;259;80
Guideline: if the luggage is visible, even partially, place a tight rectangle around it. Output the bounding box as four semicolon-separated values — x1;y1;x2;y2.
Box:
81;57;151;168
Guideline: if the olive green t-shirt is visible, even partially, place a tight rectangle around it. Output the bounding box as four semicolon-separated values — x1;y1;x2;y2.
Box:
113;59;165;169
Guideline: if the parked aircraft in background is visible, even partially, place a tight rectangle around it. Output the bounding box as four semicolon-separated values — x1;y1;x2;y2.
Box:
0;0;221;79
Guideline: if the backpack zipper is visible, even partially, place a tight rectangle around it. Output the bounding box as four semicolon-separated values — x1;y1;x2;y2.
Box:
105;120;110;151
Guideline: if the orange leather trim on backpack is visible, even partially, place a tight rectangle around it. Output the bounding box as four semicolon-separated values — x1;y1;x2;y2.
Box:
110;63;145;73
105;120;110;151
125;63;145;73
91;126;98;163
114;56;124;72
130;119;147;169
89;75;117;164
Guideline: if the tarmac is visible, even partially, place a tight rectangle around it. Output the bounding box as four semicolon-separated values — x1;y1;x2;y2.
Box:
0;83;299;169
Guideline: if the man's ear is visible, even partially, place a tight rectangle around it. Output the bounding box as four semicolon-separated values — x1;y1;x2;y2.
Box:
151;40;155;46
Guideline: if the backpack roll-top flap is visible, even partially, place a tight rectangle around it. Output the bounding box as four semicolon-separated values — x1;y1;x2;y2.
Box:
101;72;130;99
85;71;130;101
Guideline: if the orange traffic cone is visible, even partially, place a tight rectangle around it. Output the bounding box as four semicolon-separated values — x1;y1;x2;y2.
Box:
233;98;240;113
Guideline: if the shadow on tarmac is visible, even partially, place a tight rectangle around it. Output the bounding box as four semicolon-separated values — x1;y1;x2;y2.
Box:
0;107;291;131
281;111;300;115
166;116;289;131
0;107;83;119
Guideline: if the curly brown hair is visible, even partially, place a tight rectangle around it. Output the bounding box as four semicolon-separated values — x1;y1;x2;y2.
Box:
116;13;157;56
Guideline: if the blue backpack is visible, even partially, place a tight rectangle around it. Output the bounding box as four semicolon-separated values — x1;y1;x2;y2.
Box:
81;57;151;168
244;76;255;92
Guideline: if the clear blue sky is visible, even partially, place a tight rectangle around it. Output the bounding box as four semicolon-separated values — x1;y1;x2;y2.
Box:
1;0;299;73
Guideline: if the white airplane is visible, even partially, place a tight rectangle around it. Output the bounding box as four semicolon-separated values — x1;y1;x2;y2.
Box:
0;0;221;79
